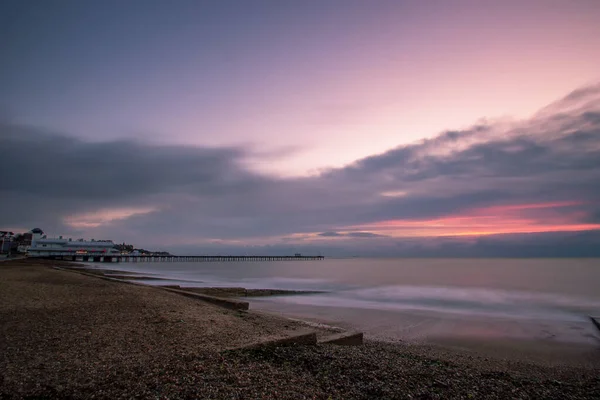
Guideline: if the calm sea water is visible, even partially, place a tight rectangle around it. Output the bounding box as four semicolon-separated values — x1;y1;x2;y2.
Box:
95;258;600;322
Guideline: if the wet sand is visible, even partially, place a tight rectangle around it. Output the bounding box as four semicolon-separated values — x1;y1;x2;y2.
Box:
2;259;600;399
251;298;600;366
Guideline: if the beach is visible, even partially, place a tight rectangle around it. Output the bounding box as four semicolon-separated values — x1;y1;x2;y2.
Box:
90;258;600;358
250;300;600;367
1;259;600;399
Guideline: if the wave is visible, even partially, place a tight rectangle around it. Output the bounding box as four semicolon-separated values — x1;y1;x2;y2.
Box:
270;285;600;321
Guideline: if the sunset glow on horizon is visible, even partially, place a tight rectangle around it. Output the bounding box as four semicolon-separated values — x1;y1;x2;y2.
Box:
348;201;600;238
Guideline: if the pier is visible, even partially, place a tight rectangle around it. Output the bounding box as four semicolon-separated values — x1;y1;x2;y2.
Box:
33;254;324;263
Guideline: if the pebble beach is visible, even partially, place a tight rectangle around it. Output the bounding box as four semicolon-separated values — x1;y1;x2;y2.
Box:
1;258;600;399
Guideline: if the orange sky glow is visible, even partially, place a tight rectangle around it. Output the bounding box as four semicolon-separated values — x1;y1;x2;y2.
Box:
341;201;600;238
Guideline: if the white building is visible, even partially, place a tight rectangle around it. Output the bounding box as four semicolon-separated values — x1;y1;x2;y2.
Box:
27;229;119;257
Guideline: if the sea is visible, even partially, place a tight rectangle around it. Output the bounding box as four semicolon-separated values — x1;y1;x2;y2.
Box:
90;258;600;348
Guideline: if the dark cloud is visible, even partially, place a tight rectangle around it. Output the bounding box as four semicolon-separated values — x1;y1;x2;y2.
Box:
0;122;268;230
2;124;257;200
318;232;343;237
317;231;388;238
2;83;600;255
346;232;387;238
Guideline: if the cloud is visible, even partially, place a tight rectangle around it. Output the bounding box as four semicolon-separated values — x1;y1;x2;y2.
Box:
318;232;343;237
0;122;265;232
1;124;255;201
164;230;600;258
1;83;600;255
346;232;387;238
317;231;388;238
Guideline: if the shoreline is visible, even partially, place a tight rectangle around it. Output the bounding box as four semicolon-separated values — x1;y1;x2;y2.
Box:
2;258;600;398
252;304;600;367
61;260;600;364
62;262;326;297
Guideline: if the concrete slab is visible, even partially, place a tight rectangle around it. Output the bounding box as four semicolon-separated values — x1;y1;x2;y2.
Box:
55;267;250;311
53;267;148;287
319;331;363;346
161;287;250;311
103;274;165;280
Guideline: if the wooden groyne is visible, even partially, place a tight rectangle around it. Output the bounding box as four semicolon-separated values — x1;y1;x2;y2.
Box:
33;254;324;263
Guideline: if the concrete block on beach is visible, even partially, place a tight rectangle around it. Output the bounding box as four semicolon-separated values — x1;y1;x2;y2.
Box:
161;287;250;311
103;274;164;280
55;266;250;311
319;331;364;346
53;267;148;287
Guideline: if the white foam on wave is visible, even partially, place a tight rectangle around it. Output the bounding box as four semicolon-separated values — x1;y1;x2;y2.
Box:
350;285;600;309
269;285;600;322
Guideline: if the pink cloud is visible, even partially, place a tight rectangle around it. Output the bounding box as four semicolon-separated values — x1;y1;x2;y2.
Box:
346;201;600;238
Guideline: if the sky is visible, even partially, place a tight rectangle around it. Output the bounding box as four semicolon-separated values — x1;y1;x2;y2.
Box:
1;0;600;256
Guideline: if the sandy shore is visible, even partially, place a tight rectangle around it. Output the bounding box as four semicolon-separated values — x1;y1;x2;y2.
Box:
2;259;600;399
251;299;600;367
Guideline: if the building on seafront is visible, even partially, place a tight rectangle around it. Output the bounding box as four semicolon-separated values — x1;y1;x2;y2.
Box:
0;231;15;254
27;228;119;257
